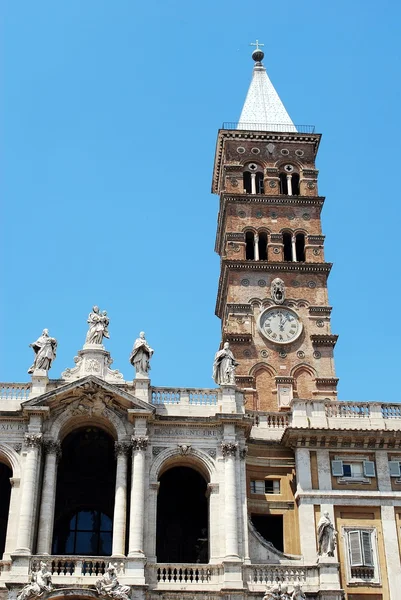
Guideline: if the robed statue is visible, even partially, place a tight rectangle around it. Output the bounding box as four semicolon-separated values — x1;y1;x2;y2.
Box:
28;330;57;374
95;563;130;600
317;511;337;557
130;332;154;377
85;306;110;345
17;561;52;600
212;342;239;385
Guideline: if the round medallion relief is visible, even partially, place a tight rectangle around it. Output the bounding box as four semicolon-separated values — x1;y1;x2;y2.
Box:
295;149;304;157
279;350;287;358
260;350;269;358
281;149;290;156
302;213;311;220
251;147;260;154
307;181;316;190
269;180;277;188
241;279;250;287
313;351;322;359
317;320;325;327
258;279;266;287
237;146;245;154
308;281;316;289
238;210;246;218
297;350;305;359
243;350;251;358
313;248;321;256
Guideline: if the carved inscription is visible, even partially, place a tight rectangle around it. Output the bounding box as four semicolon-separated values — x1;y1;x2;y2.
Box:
153;428;218;438
0;422;26;432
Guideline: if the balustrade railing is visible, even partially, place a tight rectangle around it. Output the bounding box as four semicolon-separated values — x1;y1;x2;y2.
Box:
382;404;401;419
148;563;222;586
246;564;313;586
31;556;125;577
325;402;370;418
151;387;219;406
0;383;31;401
247;411;291;429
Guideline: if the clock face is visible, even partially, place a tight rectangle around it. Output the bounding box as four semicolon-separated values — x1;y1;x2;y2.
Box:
258;307;302;344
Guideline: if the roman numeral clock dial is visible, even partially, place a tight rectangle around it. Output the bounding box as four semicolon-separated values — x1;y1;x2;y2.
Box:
258;307;302;344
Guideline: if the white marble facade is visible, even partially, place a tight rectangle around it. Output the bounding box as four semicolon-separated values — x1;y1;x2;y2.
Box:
1;335;401;600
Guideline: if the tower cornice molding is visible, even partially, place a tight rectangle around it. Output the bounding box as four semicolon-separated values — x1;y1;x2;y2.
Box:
215;261;332;318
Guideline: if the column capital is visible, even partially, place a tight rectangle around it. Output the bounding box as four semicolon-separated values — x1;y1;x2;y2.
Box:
239;446;248;460
44;440;62;460
114;441;132;457
24;433;43;449
131;436;148;451
221;441;238;457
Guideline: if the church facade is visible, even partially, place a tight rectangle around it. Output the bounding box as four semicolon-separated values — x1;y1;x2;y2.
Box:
1;47;401;600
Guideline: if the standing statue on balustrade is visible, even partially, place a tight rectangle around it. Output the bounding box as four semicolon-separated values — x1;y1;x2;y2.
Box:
28;330;57;374
130;331;154;377
212;342;239;385
85;306;110;345
317;511;337;557
17;561;52;600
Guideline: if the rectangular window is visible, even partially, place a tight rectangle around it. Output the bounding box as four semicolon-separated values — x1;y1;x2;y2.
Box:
250;479;280;494
331;459;375;480
344;528;378;583
389;461;401;477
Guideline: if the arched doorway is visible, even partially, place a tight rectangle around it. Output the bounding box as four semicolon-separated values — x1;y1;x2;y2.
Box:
156;466;208;563
0;462;12;557
52;427;116;555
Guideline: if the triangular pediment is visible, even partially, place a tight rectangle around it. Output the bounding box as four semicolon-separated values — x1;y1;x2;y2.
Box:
22;375;155;416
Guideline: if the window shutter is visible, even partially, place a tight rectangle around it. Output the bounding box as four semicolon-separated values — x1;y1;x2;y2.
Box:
389;461;401;477
331;460;343;476
361;531;374;567
348;531;363;566
273;480;280;494
254;480;265;494
363;460;376;477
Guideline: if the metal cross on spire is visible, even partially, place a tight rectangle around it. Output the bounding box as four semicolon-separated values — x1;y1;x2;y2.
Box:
250;40;264;51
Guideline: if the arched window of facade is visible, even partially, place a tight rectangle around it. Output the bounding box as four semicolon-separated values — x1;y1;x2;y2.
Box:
0;462;12;558
52;427;116;556
294;367;314;399
258;232;268;261
254;366;276;411
243;163;263;195
283;232;292;262
245;231;255;260
156;466;209;563
295;233;306;262
279;165;299;196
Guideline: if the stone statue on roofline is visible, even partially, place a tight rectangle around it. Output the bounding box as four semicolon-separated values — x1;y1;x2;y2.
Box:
28;329;57;374
212;341;239;385
17;561;52;600
130;331;154;377
85;305;110;345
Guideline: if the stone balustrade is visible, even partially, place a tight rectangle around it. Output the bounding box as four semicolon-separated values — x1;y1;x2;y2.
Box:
245;564;319;591
151;387;218;405
31;556;126;579
0;383;31;400
147;563;223;589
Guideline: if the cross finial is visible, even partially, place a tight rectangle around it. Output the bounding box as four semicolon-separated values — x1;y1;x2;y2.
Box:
250;40;264;51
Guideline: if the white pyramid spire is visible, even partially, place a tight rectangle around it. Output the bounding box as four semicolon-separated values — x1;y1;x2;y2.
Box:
238;46;296;132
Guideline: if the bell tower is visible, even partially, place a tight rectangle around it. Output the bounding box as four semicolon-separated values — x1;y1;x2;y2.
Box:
212;45;338;412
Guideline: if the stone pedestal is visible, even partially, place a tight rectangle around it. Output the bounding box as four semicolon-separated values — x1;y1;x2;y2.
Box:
29;370;48;398
221;385;237;413
222;559;243;589
317;557;341;591
134;377;150;403
125;556;147;585
61;344;124;383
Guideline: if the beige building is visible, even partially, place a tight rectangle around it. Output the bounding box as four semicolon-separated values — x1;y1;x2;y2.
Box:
1;47;400;600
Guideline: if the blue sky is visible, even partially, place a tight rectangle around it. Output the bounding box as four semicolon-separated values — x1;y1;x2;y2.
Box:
1;0;400;400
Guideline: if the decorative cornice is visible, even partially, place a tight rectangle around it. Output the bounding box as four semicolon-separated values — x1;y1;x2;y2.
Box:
308;235;325;244
226;303;253;313
221;441;238;457
311;334;338;346
282;428;401;450
226;232;245;241
316;378;339;386
235;376;255;386
309;306;332;316
131;436;148;451
223;333;253;344
275;376;294;384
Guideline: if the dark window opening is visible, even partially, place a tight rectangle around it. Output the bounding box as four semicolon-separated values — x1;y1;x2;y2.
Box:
292;174;300;195
251;514;284;552
52;427;116;556
157;467;208;563
258;232;268;261
256;173;264;194
0;463;12;557
295;233;305;262
283;232;292;262
279;174;288;195
243;172;252;194
245;231;255;260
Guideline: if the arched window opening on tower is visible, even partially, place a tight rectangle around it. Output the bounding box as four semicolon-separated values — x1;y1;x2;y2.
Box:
283;232;292;262
243;172;252;194
292;174;300;195
279;174;288;195
0;462;12;558
258;232;268;261
52;427;116;556
295;233;306;262
256;173;264;194
156;466;209;563
245;231;255;260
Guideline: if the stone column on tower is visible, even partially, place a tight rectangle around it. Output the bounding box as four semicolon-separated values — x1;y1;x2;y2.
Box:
36;440;61;554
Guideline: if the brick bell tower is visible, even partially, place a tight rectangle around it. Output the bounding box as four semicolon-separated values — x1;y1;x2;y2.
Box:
212;44;338;412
